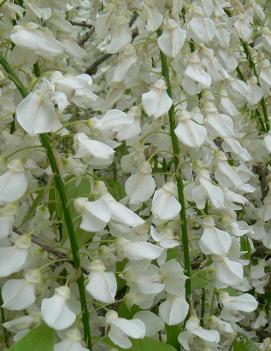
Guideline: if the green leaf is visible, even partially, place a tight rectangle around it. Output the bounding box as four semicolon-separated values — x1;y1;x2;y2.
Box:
166;247;180;261
130;337;177;351
165;325;181;350
105;179;125;201
117;301;140;319
232;336;259;351
9;324;54;351
191;269;213;290
104;336;177;351
20;189;45;226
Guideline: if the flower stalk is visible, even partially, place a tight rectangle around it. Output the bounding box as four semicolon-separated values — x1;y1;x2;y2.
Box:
157;30;191;304
0;54;92;350
241;40;270;132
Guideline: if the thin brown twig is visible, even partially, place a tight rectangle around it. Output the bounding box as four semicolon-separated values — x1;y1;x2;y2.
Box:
13;227;67;258
78;27;95;47
70;21;93;29
13;227;90;274
85;12;138;75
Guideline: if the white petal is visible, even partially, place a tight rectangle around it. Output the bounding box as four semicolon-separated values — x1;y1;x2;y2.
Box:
2;280;35;310
186;317;220;343
159;295;189;325
0;246;28;278
86;271;117;304
134;311;164;336
213;257;243;287
105;21;131;54
16;92;62;135
54;339;88;351
11;24;63;58
152;188;181;221
160;260;186;296
174;119;207;148
108;325;132;349
264;133;271;152
74;197;111;232
142;79;172;118
221;293;258;312
41;287;76;330
144;5;163;31
125;173;156;205
74;132;115;169
199;173;224;209
121;240;164;261
103;194;144;227
111;318;145;339
189;16;216;43
0;160;27;205
199;226;232;256
157;19;186;58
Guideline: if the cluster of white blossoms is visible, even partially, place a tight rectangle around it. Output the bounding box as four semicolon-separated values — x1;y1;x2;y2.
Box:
0;0;271;350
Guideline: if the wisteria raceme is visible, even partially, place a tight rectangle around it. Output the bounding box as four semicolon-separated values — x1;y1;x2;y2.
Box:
0;1;271;351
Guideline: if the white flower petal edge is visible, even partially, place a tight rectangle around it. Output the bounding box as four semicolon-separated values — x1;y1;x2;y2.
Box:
41;286;76;330
142;79;172;118
16;91;62;135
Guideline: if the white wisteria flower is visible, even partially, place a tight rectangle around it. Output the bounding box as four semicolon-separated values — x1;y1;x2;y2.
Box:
92;107;141;142
54;74;99;109
74;196;111;232
157;19;186;58
16;84;63;136
41;286;76;330
73;132;115;169
10;22;63;59
0;160;27;204
159;295;189;325
125;161;155;205
142;79;172;118
86;259;117;304
199;216;232;256
1;270;41;310
0;204;16;239
220;292;258;313
174;110;207;148
0;235;31;278
54;329;88;351
75;187;145;231
0;1;270;350
117;238;164;261
151;182;181;221
179;316;220;349
105;310;145;349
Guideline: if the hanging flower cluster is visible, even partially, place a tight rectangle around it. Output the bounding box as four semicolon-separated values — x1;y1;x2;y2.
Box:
0;0;271;351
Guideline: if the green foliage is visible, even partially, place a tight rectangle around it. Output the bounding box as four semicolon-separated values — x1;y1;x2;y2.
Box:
131;337;177;351
231;336;259;351
165;325;181;350
117;301;141;319
104;336;177;351
105;178;125;201
166;247;180;261
9;324;54;351
20;189;45;226
191;269;213;290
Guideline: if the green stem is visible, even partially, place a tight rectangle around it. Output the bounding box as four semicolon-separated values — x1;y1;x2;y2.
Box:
157;30;191;304
0;0;8;8
200;288;205;326
0;54;92;350
0;293;9;348
241;40;270;132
